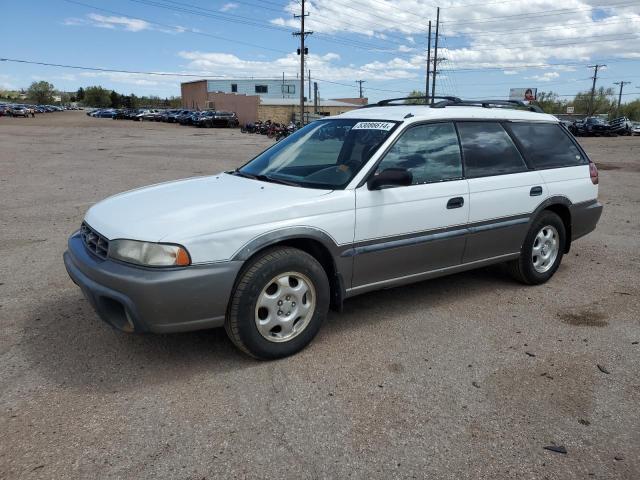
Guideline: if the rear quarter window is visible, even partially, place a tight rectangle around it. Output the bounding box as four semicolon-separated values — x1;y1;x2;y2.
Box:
507;122;586;169
456;122;527;178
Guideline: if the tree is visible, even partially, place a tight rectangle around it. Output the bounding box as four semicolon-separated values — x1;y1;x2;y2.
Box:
405;90;429;104
76;87;85;101
534;91;568;114
27;81;55;104
110;90;121;108
620;99;640;121
572;87;615;116
83;86;112;107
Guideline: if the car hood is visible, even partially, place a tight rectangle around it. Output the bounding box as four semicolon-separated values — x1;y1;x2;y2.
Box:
84;173;333;243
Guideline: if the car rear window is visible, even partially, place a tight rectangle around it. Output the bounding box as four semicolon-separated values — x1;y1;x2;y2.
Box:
456;122;527;178
507;122;585;169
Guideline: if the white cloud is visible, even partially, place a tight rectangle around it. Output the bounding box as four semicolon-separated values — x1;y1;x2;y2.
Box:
220;3;239;12
269;1;640;70
87;14;151;32
527;72;561;82
63;13;188;35
178;50;421;81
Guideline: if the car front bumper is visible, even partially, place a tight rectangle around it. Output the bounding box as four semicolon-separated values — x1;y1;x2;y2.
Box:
64;232;242;333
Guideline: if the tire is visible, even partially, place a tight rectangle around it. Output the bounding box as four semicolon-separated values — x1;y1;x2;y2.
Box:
508;211;566;285
225;247;330;359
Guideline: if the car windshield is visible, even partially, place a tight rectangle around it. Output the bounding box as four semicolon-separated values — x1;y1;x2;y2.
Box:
236;118;398;189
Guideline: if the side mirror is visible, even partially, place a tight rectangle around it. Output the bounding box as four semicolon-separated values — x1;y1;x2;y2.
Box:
367;168;413;190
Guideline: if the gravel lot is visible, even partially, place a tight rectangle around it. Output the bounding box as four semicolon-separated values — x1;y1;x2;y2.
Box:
1;111;639;479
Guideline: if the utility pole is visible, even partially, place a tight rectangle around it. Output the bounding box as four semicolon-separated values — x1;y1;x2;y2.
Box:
313;81;318;113
587;64;606;116
613;80;631;115
356;80;366;98
425;20;431;104
293;0;311;125
431;7;440;104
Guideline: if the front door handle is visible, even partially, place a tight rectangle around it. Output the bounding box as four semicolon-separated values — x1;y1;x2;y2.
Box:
530;186;543;196
447;197;464;209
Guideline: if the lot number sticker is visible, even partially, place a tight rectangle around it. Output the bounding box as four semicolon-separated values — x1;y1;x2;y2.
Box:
352;121;395;131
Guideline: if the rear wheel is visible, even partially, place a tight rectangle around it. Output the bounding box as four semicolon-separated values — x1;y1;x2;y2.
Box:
508;211;566;285
225;247;329;359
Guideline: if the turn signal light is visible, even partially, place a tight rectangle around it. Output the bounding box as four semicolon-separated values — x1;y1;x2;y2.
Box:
175;247;191;266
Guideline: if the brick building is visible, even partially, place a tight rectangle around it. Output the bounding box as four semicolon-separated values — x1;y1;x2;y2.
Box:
181;80;364;125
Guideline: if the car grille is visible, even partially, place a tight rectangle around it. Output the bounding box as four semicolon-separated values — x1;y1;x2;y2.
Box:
80;222;109;259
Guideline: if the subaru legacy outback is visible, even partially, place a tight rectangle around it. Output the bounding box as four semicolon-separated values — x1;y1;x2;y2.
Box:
64;97;602;359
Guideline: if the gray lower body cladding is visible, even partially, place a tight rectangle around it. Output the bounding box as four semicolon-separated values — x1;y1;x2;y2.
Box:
64;233;242;333
346;200;603;293
570;200;603;241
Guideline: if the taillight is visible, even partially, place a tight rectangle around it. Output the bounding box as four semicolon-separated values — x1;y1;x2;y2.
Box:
589;161;599;185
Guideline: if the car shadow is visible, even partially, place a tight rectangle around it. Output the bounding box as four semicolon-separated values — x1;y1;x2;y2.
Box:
23;265;517;392
23;292;255;392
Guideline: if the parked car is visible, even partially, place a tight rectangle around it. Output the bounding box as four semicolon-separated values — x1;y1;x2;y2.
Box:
632;122;640;136
10;106;30;117
64;97;602;359
192;110;216;127
208;111;239;128
609;116;634;135
569;116;612;136
134;109;161;121
177;110;197;125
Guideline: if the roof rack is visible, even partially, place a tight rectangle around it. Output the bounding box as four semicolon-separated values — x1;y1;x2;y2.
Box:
431;98;544;113
361;95;461;108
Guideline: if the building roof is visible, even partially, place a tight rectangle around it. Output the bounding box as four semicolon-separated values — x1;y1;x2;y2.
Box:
335;105;559;122
259;98;359;107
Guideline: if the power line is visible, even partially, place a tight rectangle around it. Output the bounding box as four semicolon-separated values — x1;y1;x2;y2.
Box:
63;0;290;54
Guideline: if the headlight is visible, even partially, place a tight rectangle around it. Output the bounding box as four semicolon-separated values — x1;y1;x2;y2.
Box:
108;239;190;267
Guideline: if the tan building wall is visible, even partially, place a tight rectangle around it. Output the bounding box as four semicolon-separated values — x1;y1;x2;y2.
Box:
206;92;259;126
181;80;208;110
257;105;359;123
332;97;369;105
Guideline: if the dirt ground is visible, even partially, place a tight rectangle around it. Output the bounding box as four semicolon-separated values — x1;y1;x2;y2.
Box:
1;111;639;479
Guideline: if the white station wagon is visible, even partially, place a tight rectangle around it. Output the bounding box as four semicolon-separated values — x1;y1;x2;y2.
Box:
64;98;602;358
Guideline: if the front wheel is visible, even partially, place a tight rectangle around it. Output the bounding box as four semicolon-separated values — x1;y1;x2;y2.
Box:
225;247;329;359
508;211;566;285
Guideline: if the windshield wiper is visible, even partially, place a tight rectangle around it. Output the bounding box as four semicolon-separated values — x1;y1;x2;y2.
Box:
232;169;300;187
231;169;258;179
255;174;301;187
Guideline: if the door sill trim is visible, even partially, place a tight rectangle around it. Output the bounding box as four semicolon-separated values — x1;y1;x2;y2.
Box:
346;252;520;296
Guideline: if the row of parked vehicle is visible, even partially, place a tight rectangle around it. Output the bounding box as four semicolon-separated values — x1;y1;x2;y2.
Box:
0;103;74;117
565;116;640;136
87;108;240;128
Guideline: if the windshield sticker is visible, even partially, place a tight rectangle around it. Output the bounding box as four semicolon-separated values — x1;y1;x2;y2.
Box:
352;121;395;131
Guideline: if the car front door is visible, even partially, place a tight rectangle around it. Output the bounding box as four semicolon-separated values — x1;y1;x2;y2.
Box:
456;121;547;263
351;122;469;290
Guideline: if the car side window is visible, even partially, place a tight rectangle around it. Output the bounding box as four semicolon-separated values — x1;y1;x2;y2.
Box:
507;122;585;169
375;122;463;184
456;122;527;178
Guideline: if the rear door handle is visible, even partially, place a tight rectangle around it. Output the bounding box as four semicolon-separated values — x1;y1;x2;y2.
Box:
530;186;543;196
447;197;464;209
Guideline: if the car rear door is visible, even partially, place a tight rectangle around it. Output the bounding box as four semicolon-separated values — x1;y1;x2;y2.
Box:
351;122;469;289
456;121;547;263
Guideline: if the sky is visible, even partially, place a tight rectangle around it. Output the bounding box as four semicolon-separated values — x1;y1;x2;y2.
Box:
1;0;640;102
